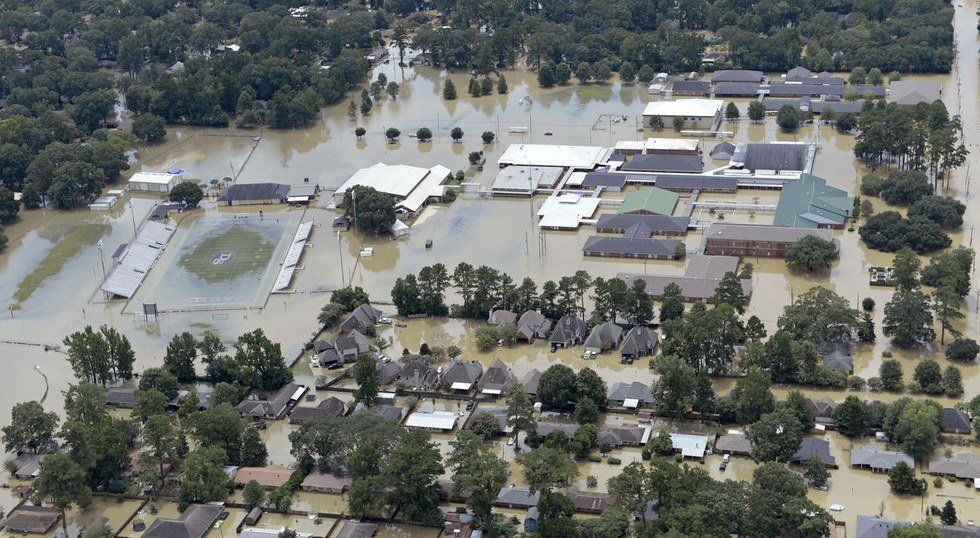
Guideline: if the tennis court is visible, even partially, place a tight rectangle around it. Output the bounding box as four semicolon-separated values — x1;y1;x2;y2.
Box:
134;211;301;310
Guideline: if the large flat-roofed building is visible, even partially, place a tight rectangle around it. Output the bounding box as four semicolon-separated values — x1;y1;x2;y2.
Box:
642;99;724;131
129;171;182;192
217;183;290;206
619;154;703;173
498;144;609;169
537;193;601;229
767;83;885;98
618;187;680;216
888;80;942;106
582;236;681;260
333;163;452;215
613;138;700;156
709;70;764;84
704;223;835;258
619;254;751;302
671;80;710;96
491;165;564;195
774;173;853;229
712;82;761;97
730;142;811;174
595;213;689;236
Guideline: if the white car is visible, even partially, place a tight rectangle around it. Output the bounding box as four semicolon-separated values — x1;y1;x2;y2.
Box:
829;504;845;512
378;317;392;324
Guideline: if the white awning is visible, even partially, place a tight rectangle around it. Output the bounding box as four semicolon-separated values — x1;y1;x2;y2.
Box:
623;398;640;409
482;388;503;395
450;382;472;391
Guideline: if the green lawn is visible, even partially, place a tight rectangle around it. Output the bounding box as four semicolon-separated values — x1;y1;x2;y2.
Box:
177;223;275;284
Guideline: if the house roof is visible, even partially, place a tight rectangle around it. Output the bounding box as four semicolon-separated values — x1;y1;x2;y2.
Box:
619;254;750;301
406;411;458;430
671;80;710;94
889;80;942;105
620;326;658;357
850;445;913;471
335;520;379;538
808;396;837;420
566;490;613;513
289;397;345;423
732;142;810;172
549;314;589;344
400;360;437;388
496;486;540;507
816;339;852;372
498;144;609;169
942;408;972;434
237;383;302;418
774;173;853;229
234;465;293;488
585;322;624;351
642;98;724;118
365;405;405;422
790;437;837;467
301;470;353;490
928;453;980;480
217;183;290;202
2;506;61;534
489;309;518;325
104;387;138;406
710;70;764;83
442;359;484;387
478;358;516;394
340;304;384;331
596;213;690;235
597;425;649;446
715;432;753;455
670;433;709;458
607;381;655;406
620;154;704;174
705;223;834;244
376;360;403;384
712;82;761;96
536;420;582;438
619;187;681;216
522;369;542;395
143;503;224;538
855;515;906;538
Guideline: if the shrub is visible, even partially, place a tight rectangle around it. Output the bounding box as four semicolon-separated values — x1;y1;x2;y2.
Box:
946;338;979;362
847;376;866;391
607;457;621;465
862;298;875;311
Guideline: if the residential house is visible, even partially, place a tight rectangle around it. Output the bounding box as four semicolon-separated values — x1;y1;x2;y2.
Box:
715;432;753;456
808;397;838;426
10;452;48;480
405;411;459;432
536;420;582;438
339;304;384;334
488;309;518;327
143;503;224;538
1;506;62;534
607;381;656;408
234;465;293;489
104;387;138;408
301;470;353;494
288;397;346;425
237;383;304;420
400;360;438;390
942;408;972;434
336;521;378;538
620;326;658;362
375;359;403;384
850;445;914;473
362;405;406;423
855;515;907;538
566;490;613;515
669;433;710;460
522;369;542;397
441;359;484;392
478;358;517;396
584;322;624;354
516;311;552;342
928;453;980;487
817;339;852;373
549;314;588;348
789;438;837;468
597;425;650;447
496;486;540;508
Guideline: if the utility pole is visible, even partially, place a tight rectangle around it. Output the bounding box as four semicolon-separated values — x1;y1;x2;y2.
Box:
129;200;137;235
338;230;346;288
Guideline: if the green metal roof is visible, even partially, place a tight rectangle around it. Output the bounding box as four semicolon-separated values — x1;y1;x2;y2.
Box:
774;173;853;228
618;187;680;216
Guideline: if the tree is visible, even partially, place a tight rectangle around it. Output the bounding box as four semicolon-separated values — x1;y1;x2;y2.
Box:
933;283;963;344
776;105;802;131
506;383;536;446
782;390;816;433
537;364;577;411
416;127;432;142
481;131;495;144
880;171;933;206
940;500;958;525
385;127;401;141
777;286;859;342
230;328;293;390
2;401;59;454
888;461;925;495
889;524;942;538
497;76;508;94
892;399;942;460
31;454;91;536
179;447;231;510
785;235;837;271
748;100;766;122
386;81;399;99
908;196;965;229
659;282;685;323
169;181;204;207
672;116;686;131
574;398;599;424
858;312;876;343
383;430;444;524
892;248;920;291
745;315;767;342
608;463;652;527
725;102;740;121
0;187;20;223
199;332;232;383
331;286;370;312
139;414;183;496
946;338;979;362
451;127;464;142
132;113;167;141
443;79;457;100
353;355;379;405
883;288;935;348
518;446;578;494
804;455;829;487
732;370;774;424
833;395;868;437
941;365;962;397
164;332;198;382
63;326;112;385
748;408;804;462
355;127;366;139
448;432;507;524
243;479;266;509
713;271;746;312
187;403;266;466
879;359;904;391
652;355;695;418
648;115;664;129
474;325;498;352
343;184;397;235
913;359;943;394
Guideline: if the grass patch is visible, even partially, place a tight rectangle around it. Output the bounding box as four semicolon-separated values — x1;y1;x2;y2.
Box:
13;224;108;305
177;222;275;283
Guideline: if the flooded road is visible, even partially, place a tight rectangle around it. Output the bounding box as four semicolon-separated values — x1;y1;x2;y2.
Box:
0;1;977;529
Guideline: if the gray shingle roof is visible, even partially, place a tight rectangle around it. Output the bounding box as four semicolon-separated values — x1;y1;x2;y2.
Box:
733;142;809;172
596;213;690;235
620;154;704;173
942;408;972;434
850;445;913;471
671;80;710;95
705;223;834;244
441;359;483;388
585;322;624;351
143;503;224;538
712;82;761;96
583;236;681;258
478;358;516;393
496;486;540;507
549;314;588;345
620;326;658;358
789;437;837;467
710;70;764;83
607;381;655;406
217;183;290;203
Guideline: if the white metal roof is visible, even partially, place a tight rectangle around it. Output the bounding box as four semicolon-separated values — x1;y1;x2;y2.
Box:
644;138;700;151
100;221;177;298
450;382;472;391
537;194;601;229
498;144;609;169
272;220;313;293
396;165;451;213
642;99;723;118
482;388;503;395
128;172;180;185
337;163;436;198
491;165;564;191
669;433;709;458
120;243;161;273
290;386;306;400
101;265;144;298
138;221;176;247
623;398;640;409
405;411;458;430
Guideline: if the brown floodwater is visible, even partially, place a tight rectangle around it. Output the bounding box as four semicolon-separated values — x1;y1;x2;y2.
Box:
0;0;978;529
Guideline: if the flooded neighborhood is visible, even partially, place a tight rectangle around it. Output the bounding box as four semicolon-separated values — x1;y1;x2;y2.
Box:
0;0;979;535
